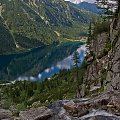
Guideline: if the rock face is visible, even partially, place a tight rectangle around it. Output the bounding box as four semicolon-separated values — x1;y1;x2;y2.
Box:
82;15;120;96
63;101;78;115
19;107;53;120
48;91;120;120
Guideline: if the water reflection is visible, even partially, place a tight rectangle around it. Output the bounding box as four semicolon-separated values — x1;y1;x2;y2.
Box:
17;45;86;81
38;45;86;81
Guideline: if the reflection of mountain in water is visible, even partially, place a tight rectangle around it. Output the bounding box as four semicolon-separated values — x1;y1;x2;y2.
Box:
17;45;86;81
29;45;86;81
0;42;84;80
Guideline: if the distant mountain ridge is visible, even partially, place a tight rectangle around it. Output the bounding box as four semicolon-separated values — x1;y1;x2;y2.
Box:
66;0;82;4
76;2;102;13
66;1;102;14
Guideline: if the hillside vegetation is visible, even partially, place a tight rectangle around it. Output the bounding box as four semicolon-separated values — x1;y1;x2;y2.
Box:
0;17;16;54
0;0;98;54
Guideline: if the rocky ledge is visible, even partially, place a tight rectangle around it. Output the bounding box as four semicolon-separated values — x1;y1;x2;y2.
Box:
47;91;120;120
19;107;53;120
0;91;120;120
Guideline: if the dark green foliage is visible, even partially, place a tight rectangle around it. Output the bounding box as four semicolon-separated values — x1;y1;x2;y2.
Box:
93;21;110;35
0;17;16;54
1;0;58;44
100;68;107;86
73;51;81;98
73;51;80;68
14;33;44;49
117;29;120;37
104;40;111;52
87;22;93;44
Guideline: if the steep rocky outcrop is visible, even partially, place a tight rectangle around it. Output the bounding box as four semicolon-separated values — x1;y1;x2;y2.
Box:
106;17;120;91
82;15;120;96
47;91;120;120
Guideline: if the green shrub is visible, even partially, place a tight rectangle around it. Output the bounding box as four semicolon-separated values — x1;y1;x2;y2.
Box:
93;21;110;35
2;99;11;109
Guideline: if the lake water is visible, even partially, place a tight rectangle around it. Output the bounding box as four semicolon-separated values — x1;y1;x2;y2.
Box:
17;44;86;81
0;42;86;81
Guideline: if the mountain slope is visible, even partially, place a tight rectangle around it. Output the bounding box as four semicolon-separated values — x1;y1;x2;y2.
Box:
0;17;16;54
1;0;58;44
0;0;98;54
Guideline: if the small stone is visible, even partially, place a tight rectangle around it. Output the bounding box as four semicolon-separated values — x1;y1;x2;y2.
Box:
0;109;12;119
19;107;53;120
63;101;78;115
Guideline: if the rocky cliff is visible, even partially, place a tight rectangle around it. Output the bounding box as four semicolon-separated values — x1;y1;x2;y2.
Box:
83;14;120;96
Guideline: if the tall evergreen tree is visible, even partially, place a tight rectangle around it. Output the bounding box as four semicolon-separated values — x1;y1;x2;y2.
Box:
73;51;81;98
87;22;92;44
73;51;80;68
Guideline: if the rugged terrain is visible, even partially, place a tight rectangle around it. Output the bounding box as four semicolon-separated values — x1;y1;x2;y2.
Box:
0;9;120;120
0;1;120;120
82;14;120;97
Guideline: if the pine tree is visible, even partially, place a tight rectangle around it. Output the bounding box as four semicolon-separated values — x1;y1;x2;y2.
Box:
73;51;80;69
73;51;80;85
87;22;92;44
73;51;81;98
